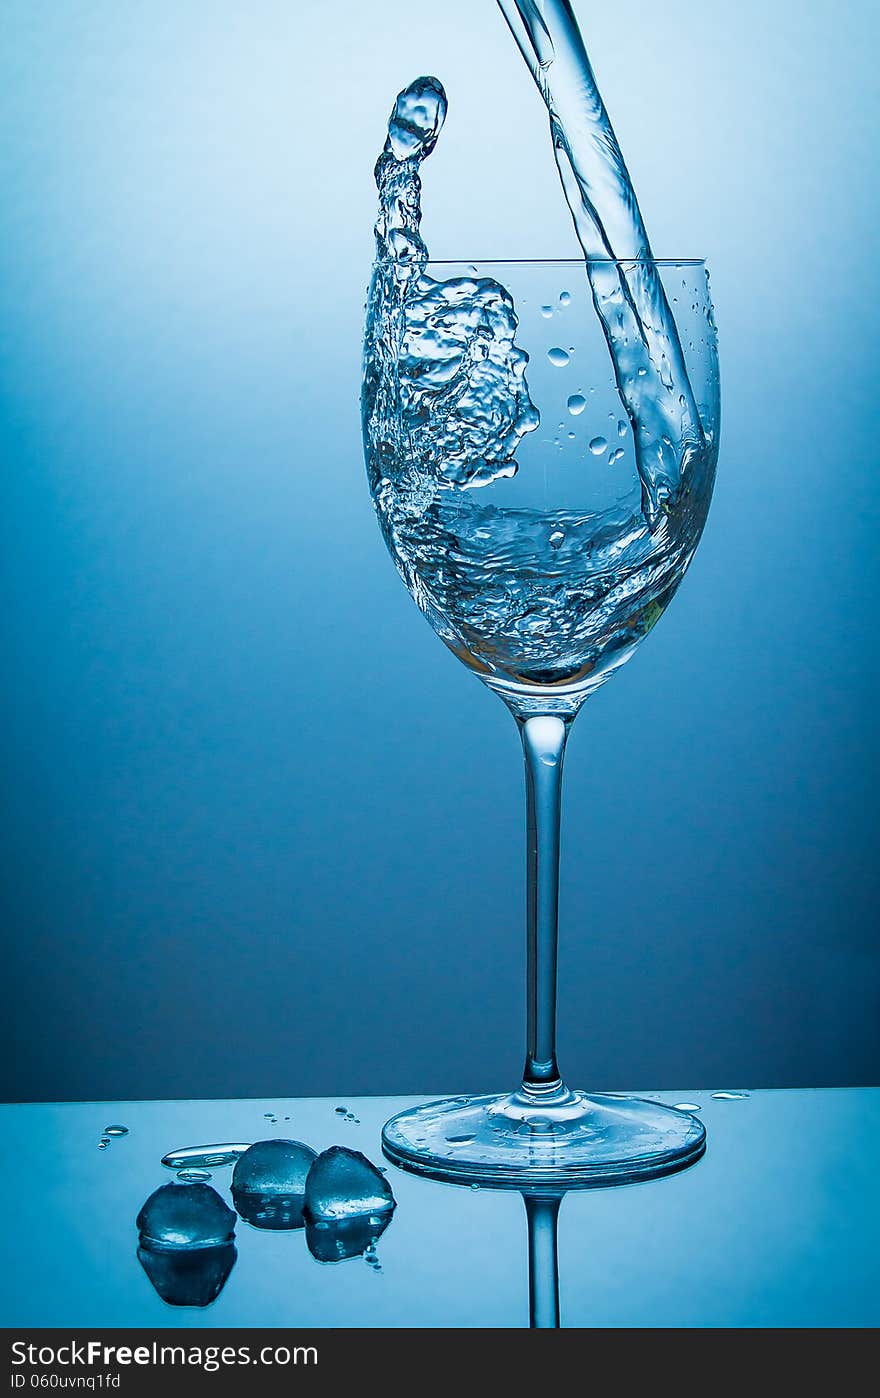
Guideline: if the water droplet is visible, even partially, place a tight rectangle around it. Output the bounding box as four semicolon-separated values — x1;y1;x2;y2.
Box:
264;1113;274;1120
161;1143;251;1170
540;305;554;318
608;447;624;465
335;1107;348;1115
98;1139;110;1149
549;528;565;550
559;290;571;306
567;431;576;440
589;436;608;455
104;1125;128;1137
637;366;646;376
470;1183;480;1191
446;1133;477;1145
673;1103;701;1112
547;347;570;367
617;419;628;437
711;1091;750;1101
567;393;586;416
177;1169;212;1182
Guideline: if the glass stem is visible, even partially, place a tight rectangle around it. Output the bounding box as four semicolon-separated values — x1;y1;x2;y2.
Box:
519;714;570;1098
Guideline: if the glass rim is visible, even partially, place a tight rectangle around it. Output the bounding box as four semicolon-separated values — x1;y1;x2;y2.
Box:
370;256;708;268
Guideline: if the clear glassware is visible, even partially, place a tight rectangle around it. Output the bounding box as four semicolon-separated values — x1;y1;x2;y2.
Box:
363;258;720;1186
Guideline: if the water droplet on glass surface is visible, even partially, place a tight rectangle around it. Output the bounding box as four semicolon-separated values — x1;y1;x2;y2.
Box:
177;1169;212;1182
617;419;628;437
559;290;571;306
161;1143;251;1170
335;1106;348;1115
567;393;586;416
98;1139;110;1150
540;305;554;318
549;528;565;550
104;1125;128;1137
446;1133;477;1145
547;347;570;367
711;1091;750;1101
608;447;625;465
673;1103;701;1112
589;436;608;455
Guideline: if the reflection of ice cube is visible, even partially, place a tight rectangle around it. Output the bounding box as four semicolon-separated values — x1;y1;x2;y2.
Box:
231;1139;317;1195
306;1213;392;1263
137;1242;236;1307
304;1146;395;1223
137;1183;236;1250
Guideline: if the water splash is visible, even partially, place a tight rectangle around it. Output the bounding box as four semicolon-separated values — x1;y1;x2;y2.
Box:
496;0;706;527
363;53;717;694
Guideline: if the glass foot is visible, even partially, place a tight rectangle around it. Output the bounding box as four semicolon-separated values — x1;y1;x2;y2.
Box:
382;1091;706;1189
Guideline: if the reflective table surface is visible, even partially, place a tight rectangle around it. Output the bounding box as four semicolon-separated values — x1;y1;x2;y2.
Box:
1;1089;877;1328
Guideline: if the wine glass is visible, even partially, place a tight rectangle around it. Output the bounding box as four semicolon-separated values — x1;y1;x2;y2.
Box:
362;257;720;1186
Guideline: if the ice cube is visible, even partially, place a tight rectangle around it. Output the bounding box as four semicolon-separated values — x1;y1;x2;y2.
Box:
304;1146;395;1222
137;1242;236;1307
231;1138;318;1231
231;1138;317;1196
136;1183;236;1250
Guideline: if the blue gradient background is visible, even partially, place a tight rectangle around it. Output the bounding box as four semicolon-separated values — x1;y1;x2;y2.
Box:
2;0;878;1102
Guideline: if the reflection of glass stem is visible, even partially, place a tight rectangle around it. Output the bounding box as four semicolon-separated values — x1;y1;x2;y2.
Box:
523;1193;562;1328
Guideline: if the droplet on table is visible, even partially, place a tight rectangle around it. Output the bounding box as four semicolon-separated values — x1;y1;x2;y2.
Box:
161;1143;251;1170
711;1091;750;1101
673;1102;701;1112
104;1125;129;1137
